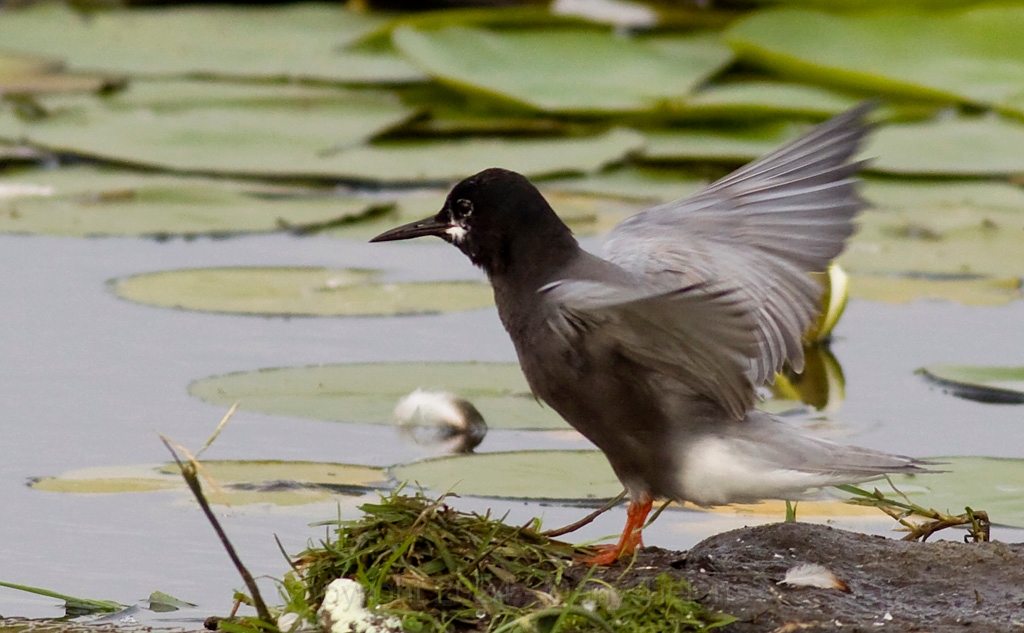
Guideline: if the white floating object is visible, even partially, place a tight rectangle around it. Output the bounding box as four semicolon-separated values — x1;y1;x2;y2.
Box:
394;389;487;453
317;578;401;633
778;563;850;592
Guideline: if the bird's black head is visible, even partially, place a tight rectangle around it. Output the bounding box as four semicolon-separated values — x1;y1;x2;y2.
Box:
371;168;575;278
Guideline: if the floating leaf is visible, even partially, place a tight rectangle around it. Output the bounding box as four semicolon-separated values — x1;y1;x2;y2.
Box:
188;362;569;431
147;592;197;613
726;6;1024;116
31;461;387;506
392;450;621;501
110;267;494;316
865;116;1024;176
392;26;732;114
0;52;120;96
917;365;1024;404
0;167;388;237
848;274;1021;306
683;81;861;118
849;457;1024;528
543;166;707;204
0;4;424;84
292;128;646;184
841;180;1024;276
0;88;416;179
641;121;806;163
0;581;124;617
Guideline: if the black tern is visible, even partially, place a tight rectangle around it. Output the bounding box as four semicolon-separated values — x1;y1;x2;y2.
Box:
372;103;926;565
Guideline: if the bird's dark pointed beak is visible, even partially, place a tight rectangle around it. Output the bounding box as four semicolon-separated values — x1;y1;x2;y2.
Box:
370;215;448;243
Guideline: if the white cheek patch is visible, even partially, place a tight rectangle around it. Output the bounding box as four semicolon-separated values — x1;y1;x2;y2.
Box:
445;224;468;243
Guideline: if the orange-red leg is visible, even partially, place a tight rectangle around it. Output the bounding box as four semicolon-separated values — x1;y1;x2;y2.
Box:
579;492;654;566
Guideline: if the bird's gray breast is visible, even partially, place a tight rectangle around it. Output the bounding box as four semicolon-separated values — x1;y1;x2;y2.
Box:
496;284;688;499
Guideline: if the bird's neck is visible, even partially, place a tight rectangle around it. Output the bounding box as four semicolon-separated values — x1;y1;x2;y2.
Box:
485;224;580;292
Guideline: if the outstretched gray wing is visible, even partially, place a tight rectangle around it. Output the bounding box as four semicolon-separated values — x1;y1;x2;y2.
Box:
541;278;760;420
604;103;872;392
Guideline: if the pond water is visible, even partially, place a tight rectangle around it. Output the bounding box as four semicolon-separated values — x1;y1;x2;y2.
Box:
0;230;1022;627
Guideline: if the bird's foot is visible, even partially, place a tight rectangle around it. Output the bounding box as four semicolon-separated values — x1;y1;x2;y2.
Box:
576;492;653;566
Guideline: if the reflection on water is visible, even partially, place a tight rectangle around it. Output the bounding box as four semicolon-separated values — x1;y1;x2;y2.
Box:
0;233;1022;624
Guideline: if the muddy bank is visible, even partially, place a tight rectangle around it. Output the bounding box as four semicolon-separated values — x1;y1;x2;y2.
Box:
575;522;1024;632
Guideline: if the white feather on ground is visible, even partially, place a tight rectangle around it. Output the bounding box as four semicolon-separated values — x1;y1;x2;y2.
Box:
778;563;850;592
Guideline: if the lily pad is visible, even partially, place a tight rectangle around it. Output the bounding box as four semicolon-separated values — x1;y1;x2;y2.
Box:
726;6;1024;117
188;362;570;431
0;88;416;179
865;116;1024;176
110;267;495;317
392;450;621;501
917;365;1024;404
31;461;387;506
0;52;120;96
682;82;861;119
641;121;807;163
0;4;424;84
543;166;708;204
392;26;732;114
290;128;645;184
858;457;1024;528
848;274;1021;306
841;181;1024;277
0;167;389;237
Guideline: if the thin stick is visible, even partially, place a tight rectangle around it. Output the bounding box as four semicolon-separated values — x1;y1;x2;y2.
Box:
196;402;239;459
542;490;628;538
161;436;273;624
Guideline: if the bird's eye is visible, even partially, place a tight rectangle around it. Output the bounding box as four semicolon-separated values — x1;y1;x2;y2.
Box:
454;198;473;217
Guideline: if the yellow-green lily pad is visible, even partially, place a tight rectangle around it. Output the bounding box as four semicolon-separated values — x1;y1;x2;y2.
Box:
31;461;387;506
0;167;388;237
852;457;1024;528
188;362;570;431
683;81;862;119
865;116;1024;176
392;26;732;114
392;450;621;501
727;5;1024;117
110;267;495;317
848;274;1021;306
842;180;1024;277
0;4;424;84
917;366;1024;405
0;88;416;178
641;121;807;163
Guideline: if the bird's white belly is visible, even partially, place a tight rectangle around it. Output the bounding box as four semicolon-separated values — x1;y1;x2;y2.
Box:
677;436;832;506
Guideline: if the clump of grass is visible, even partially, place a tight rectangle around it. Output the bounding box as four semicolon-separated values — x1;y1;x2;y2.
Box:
263;490;730;633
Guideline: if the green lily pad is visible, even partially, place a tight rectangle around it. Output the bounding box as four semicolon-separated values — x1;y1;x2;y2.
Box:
543;166;708;204
726;6;1024;117
110;267;495;317
188;362;570;431
683;81;862;118
0;88;416;178
864;116;1024;177
841;180;1024;276
641;121;807;163
917;366;1024;405
31;461;387;506
848;274;1021;306
858;457;1024;528
0;4;424;84
392;26;732;114
0;52;120;96
0;167;389;237
392;450;621;501
283;128;646;184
